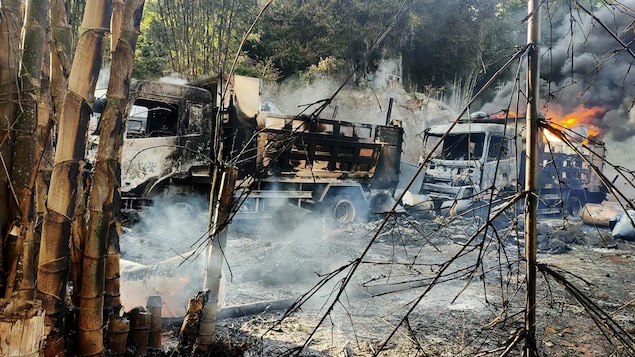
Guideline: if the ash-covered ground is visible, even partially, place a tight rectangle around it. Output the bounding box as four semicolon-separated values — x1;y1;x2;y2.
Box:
120;198;635;356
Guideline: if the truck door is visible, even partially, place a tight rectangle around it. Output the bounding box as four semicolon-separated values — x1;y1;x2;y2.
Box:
177;101;212;173
481;134;515;192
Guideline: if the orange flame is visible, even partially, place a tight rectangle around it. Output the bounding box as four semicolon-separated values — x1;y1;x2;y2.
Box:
544;105;605;143
490;111;522;119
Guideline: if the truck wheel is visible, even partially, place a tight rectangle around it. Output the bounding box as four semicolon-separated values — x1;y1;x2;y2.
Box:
565;196;583;217
330;196;357;224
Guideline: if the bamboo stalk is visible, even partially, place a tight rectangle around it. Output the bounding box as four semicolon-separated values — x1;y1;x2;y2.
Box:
0;1;22;283
147;295;162;350
50;0;72;128
15;16;54;305
69;167;89;309
111;0;124;53
105;314;129;355
4;0;48;302
37;0;114;353
128;307;151;356
0;300;45;357
104;144;124;313
77;0;144;354
524;1;540;356
195;167;237;352
177;290;208;355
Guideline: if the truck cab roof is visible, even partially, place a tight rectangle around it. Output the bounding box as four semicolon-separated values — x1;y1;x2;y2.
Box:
426;121;512;137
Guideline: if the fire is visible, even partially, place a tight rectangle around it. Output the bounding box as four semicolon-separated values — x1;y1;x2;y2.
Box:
543;105;605;143
490;110;521;119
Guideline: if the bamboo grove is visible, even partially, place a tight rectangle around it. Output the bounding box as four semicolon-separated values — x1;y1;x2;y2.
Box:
0;0;145;354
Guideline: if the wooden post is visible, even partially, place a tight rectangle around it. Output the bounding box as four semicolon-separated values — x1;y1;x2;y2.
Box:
525;0;540;356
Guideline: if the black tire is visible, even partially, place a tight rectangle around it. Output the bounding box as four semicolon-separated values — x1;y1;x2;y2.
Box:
565;195;583;217
330;195;357;224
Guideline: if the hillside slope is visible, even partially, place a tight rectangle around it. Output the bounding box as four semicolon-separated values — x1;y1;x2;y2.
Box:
262;78;457;164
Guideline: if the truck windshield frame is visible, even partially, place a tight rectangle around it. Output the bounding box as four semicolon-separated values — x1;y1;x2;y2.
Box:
427;133;486;161
125;98;180;139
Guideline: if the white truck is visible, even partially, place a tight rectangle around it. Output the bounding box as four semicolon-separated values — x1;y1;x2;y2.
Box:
406;112;608;217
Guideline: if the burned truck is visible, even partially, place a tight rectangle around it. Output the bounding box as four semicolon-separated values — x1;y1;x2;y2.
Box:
88;75;403;224
407;113;607;216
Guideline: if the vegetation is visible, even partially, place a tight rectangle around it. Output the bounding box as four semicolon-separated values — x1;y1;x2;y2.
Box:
0;0;634;355
133;0;525;93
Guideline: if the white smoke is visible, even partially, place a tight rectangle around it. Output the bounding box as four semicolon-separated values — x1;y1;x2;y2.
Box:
158;73;188;85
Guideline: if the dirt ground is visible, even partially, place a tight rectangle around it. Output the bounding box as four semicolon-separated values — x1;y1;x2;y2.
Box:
121;203;635;356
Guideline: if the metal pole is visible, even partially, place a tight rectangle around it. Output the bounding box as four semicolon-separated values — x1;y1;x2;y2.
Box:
525;0;540;355
386;98;395;125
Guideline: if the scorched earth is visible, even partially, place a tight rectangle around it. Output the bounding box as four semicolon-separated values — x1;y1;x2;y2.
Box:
120;198;635;356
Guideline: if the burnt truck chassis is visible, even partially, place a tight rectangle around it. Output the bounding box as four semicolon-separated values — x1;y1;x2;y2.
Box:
531;139;607;216
416;117;607;217
92;76;404;224
235;114;403;222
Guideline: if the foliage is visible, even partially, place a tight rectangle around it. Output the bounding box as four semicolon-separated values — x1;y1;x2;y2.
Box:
134;0;258;80
133;1;171;79
402;0;517;92
243;0;411;81
131;0;524;93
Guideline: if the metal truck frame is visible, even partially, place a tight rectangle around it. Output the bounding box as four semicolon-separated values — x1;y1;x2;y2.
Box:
88;75;404;224
410;113;607;216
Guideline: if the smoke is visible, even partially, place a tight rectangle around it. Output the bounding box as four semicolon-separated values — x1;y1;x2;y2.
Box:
261;75;342;118
480;1;635;142
97;63;110;91
158;73;188;85
119;193;355;313
119;196;209;315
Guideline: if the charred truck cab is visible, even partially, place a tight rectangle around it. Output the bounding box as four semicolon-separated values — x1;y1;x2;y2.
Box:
89;81;215;206
418;118;518;215
411;113;607;217
89;75;404;224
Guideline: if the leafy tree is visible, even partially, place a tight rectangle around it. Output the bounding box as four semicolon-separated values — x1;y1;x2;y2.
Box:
133;4;171;79
135;0;258;80
403;0;499;90
245;0;412;80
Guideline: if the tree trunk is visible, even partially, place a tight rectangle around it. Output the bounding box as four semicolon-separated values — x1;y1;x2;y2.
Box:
0;0;22;296
78;0;144;354
36;0;113;354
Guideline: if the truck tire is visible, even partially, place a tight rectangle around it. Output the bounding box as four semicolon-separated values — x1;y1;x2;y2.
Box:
565;195;583;217
330;195;357;224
